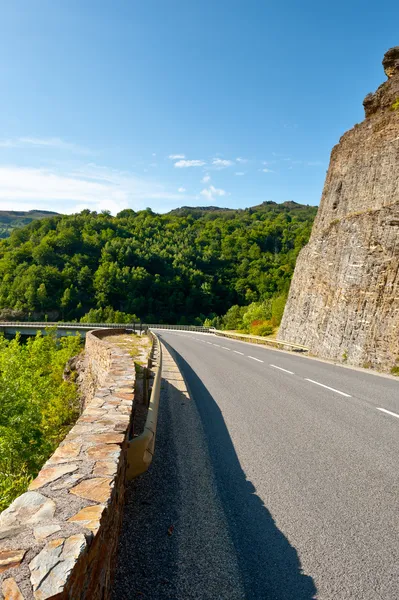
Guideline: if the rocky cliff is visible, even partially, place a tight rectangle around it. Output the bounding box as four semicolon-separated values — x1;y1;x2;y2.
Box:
279;47;399;371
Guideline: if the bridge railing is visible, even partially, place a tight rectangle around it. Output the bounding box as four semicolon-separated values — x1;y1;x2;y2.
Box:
146;324;209;332
0;321;210;333
0;321;127;328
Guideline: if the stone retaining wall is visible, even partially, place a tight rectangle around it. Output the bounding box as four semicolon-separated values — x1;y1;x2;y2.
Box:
0;329;138;600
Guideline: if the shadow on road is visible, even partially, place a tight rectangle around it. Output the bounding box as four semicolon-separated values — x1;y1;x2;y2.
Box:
163;341;317;600
112;339;317;599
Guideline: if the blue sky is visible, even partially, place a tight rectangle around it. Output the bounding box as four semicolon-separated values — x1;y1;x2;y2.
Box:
0;1;397;214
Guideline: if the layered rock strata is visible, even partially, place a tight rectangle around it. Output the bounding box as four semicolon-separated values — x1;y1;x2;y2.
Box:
0;329;140;600
279;47;399;370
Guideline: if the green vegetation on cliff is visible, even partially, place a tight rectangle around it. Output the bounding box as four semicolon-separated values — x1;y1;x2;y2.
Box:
0;201;317;324
0;332;81;510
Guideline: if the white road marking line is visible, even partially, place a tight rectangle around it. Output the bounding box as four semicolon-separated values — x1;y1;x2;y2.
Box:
376;407;399;419
270;364;294;375
305;378;351;397
207;342;213;345
234;350;244;355
221;346;230;350
213;344;221;347
248;356;264;363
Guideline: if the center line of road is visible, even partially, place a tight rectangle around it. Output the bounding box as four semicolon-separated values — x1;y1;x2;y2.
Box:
305;378;352;397
270;364;294;375
213;344;221;347
248;356;264;363
234;350;244;355
221;346;230;350
376;407;399;419
206;342;212;345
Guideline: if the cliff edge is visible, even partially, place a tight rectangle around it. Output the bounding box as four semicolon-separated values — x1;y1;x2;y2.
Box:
279;47;399;371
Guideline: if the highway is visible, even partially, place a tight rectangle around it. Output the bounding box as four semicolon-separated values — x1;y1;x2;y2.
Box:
113;331;399;600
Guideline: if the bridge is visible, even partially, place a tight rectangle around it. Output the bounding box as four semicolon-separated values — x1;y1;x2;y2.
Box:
0;321;210;337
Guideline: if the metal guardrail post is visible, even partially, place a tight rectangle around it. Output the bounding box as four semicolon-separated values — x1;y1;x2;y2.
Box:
126;333;162;480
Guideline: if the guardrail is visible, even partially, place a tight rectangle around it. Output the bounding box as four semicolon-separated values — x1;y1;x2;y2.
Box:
212;329;309;352
147;324;209;332
126;332;163;479
0;321;210;333
0;321;127;328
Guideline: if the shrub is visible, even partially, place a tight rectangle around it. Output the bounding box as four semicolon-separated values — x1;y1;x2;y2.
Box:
271;295;287;327
251;323;274;336
0;331;81;510
222;304;246;330
241;302;272;331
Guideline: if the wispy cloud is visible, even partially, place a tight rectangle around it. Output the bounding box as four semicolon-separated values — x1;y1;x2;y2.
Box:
174;159;206;168
200;185;226;201
169;154;185;160
0;163;195;214
236;157;248;164
0;137;91;154
306;161;324;167
279;158;324;168
261;168;274;173
235;172;246;176
212;158;233;168
201;174;211;183
178;187;186;192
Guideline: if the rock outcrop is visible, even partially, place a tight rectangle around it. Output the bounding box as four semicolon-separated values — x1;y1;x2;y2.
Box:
279;47;399;371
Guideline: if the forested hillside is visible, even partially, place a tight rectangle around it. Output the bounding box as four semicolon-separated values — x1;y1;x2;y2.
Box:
0;201;317;324
0;209;59;238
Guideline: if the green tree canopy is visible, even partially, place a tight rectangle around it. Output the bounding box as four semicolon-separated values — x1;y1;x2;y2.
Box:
0;202;317;324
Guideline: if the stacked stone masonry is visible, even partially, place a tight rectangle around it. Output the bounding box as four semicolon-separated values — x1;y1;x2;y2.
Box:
280;47;399;370
0;329;138;600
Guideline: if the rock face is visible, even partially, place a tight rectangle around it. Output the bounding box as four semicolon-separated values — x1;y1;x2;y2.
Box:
279;47;399;371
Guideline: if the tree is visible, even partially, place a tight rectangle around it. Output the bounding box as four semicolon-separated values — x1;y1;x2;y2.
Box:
0;203;317;324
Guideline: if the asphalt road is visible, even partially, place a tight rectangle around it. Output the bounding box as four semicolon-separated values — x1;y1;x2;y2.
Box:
113;331;399;600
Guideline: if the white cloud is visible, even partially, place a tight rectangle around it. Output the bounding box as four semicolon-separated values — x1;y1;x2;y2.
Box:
168;154;185;160
0;163;194;214
212;158;233;168
236;157;248;163
201;174;211;183
200;185;226;201
0;137;91;154
235;172;246;176
178;187;186;193
174;159;206;168
261;168;274;173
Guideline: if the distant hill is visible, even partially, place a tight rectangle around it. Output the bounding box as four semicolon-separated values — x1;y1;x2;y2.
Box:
0;201;318;323
168;201;316;219
0;210;59;238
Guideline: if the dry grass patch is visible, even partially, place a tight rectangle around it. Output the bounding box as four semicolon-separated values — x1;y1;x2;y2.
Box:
102;333;152;366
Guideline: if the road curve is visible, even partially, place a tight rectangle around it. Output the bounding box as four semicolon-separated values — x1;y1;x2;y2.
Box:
113;331;399;600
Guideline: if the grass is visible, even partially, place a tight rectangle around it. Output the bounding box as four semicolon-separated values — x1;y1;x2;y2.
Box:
102;333;152;366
